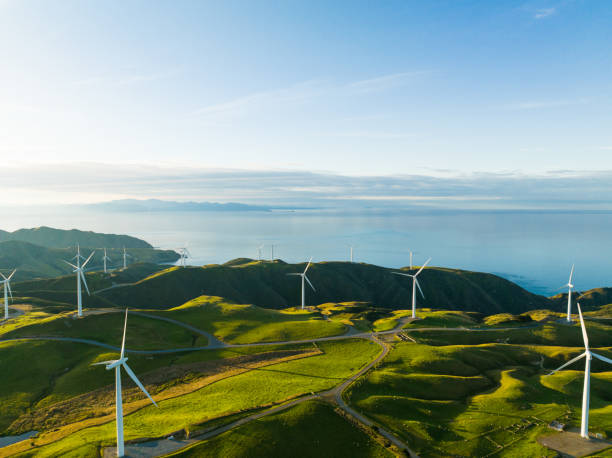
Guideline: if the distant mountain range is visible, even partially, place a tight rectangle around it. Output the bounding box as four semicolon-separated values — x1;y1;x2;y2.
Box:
0;227;179;281
84;199;275;212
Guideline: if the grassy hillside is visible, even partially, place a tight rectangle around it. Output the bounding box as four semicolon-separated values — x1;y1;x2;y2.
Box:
346;337;612;457
6;339;381;457
97;259;550;315
152;296;347;344
0;226;151;249
167;400;394;458
0;237;177;281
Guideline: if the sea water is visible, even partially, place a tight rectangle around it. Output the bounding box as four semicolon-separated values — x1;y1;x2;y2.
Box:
4;207;611;296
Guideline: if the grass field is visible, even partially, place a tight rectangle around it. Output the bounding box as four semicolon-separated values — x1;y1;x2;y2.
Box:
6;339;381;457
165;400;394;458
155;296;347;344
346;337;612;457
408;320;612;347
2;310;203;350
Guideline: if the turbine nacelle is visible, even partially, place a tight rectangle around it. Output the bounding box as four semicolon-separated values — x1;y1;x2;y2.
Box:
106;357;128;370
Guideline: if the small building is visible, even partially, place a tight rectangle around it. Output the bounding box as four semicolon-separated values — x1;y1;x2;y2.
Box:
548;421;565;432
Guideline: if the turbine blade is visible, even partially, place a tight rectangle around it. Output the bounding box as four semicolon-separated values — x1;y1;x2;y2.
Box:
547;352;586;375
593;353;612;365
569;264;575;284
120;308;128;358
415;257;431;276
391;272;411;277
303;257;313;274
82;251;96;268
286;273;301;276
91;359;118;366
577;303;590;350
122;363;158;407
0;272;6;281
7;282;13;300
64;260;78;270
415;277;425;299
304;274;316;292
7;269;16;281
80;271;91;295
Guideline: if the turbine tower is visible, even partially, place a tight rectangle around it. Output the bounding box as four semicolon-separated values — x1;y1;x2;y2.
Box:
409;251;413;269
177;245;191;268
122;247;130;269
93;309;158;457
258;245;264;261
392;257;431;319
1;269;16;320
561;264;575;323
350;245;354;263
547;303;612;438
271;244;275;261
64;251;95;317
287;257;316;309
103;248;112;273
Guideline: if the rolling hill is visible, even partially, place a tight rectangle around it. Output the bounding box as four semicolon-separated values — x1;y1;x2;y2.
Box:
92;259;551;315
0;226;151;249
0;226;180;281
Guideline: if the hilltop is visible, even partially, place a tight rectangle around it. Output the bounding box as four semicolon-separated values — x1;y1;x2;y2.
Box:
0;226;151;249
0;227;179;281
92;259;550;314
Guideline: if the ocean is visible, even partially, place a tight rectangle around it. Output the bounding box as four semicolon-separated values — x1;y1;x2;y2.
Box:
5;207;611;296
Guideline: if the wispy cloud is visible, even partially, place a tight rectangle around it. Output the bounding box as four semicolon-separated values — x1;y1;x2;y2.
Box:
193;71;427;120
500;98;587;110
193;80;325;119
4;163;612;210
320;131;416;140
534;7;556;19
72;69;180;87
346;71;429;94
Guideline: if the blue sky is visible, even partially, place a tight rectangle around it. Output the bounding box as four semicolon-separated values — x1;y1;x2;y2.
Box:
0;0;611;204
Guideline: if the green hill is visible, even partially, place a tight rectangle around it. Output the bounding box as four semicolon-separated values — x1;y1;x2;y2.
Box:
0;240;178;281
0;226;151;249
96;259;550;314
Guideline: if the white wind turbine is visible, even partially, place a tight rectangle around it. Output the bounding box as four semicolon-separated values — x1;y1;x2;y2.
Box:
546;303;612;439
257;245;264;261
122;247;132;269
64;250;95;317
392;257;431;319
349;245;354;263
177;244;191;268
103;248;112;273
287;257;316;310
560;264;576;323
1;269;16;320
93;309;158;457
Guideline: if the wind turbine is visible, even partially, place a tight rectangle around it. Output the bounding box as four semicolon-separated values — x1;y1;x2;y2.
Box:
271;244;275;261
392;257;431;319
93;309;158;457
409;251;413;269
287;257;316;309
546;303;612;439
560;264;575;323
122;247;131;269
349;245;354;263
64;251;95;317
257;245;264;261
177;244;191;268
103;248;112;273
1;269;16;320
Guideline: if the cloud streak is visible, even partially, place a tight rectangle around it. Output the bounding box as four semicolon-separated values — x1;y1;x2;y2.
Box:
3;163;612;211
192;71;428;120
